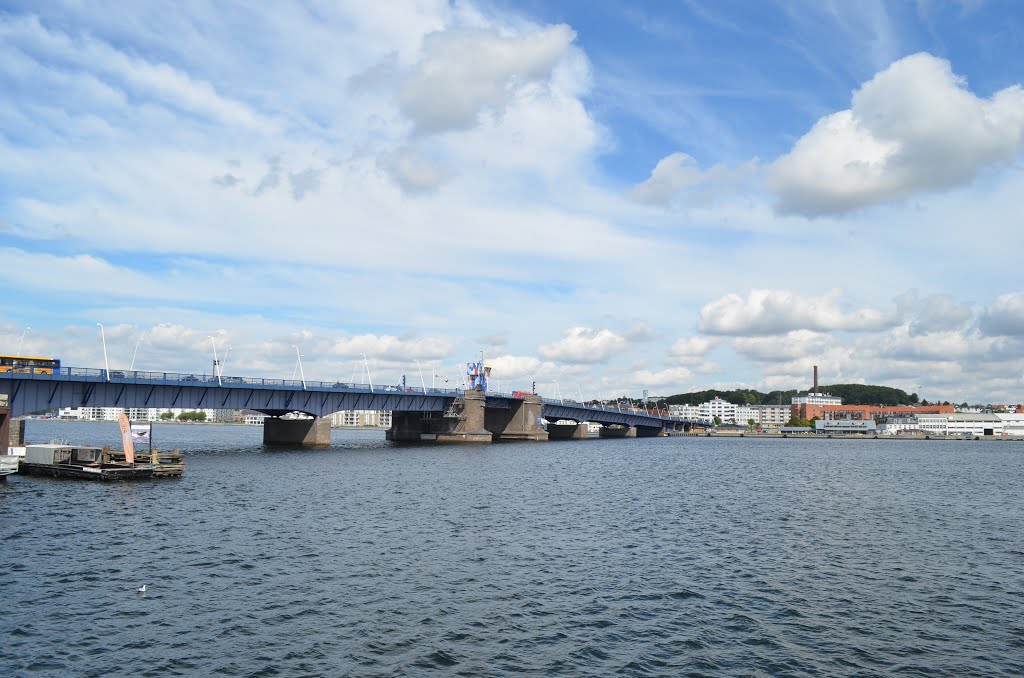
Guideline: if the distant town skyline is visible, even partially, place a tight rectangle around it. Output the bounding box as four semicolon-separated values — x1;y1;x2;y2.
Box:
2;1;1023;403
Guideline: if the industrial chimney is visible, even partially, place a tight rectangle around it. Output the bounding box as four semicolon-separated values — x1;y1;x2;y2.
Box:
813;365;818;395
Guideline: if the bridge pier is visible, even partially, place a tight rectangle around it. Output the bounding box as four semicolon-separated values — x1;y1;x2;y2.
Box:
0;404;10;458
636;426;664;437
599;425;636;438
546;421;589;440
436;390;492;444
263;416;331;446
387;411;430;442
486;394;548;441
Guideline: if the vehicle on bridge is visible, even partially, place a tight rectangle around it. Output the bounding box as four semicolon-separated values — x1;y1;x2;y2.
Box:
0;354;61;374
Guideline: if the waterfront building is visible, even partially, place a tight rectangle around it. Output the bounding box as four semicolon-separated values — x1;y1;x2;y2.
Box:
668;404;702;420
946;413;1003;436
328;410;392;428
879;416;920;435
699;397;736;423
814;419;878;434
996;413;1024;436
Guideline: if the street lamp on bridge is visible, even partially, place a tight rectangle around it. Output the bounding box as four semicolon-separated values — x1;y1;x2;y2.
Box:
17;326;29;356
291;345;306;390
96;323;109;381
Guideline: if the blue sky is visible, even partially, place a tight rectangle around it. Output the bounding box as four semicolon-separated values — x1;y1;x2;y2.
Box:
2;0;1024;403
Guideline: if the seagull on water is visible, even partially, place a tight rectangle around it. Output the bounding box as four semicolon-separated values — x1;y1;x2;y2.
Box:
136;584;147;593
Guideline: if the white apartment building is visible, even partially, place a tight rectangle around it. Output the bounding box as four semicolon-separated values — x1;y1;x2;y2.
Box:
668;404;702;420
329;410;393;428
699;397;736;423
739;404;790;428
59;406;222;422
667;403;700;419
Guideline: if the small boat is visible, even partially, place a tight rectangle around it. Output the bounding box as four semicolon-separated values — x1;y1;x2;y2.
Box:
0;454;18;480
18;441;155;481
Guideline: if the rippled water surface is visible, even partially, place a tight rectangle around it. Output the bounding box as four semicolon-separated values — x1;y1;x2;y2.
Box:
2;421;1023;676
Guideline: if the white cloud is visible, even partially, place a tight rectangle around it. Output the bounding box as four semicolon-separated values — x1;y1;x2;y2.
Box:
732;330;836;362
767;52;1024;215
667;335;717;363
698;289;896;336
979;292;1024;336
330;334;453;361
894;290;973;334
629;152;756;206
538;327;630;363
397;24;577;134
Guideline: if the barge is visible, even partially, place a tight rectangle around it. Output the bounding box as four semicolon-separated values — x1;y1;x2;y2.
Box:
18;442;155;481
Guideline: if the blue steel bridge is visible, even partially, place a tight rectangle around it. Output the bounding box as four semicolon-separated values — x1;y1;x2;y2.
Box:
0;366;698;443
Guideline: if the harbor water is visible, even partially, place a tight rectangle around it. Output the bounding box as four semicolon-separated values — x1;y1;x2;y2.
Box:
2;421;1022;676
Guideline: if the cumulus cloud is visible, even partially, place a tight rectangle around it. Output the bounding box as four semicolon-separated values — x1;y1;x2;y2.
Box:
698;289;896;336
629;152;756;206
979;292;1024;336
398;24;577;134
894;290;973;335
767;52;1024;215
330;334;453;360
538;327;630;363
629;366;695;389
732;330;836;362
486;354;559;380
667;336;716;363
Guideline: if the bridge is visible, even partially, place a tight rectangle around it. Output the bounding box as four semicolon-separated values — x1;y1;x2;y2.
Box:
0;367;698;447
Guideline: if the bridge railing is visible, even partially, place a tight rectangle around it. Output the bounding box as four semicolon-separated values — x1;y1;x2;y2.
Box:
5;368;692;423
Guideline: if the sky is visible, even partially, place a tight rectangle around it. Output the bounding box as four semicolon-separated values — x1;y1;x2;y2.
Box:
2;0;1023;403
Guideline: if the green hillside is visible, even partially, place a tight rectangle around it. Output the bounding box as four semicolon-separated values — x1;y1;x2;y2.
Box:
662;384;919;407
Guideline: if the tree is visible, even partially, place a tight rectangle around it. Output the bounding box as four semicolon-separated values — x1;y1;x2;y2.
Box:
713;415;722;426
160;411;174;420
747;418;757;431
177;411;207;422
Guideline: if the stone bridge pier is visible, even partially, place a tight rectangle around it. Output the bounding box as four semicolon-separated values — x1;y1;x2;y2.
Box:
486;394;548;441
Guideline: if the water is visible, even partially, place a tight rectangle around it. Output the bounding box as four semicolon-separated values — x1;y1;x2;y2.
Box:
2;421;1023;676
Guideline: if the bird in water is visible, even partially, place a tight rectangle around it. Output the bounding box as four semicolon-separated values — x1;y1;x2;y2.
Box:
136;585;147;593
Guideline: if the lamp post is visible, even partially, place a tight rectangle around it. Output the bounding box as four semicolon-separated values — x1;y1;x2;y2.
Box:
96;323;110;381
208;336;222;386
415;359;426;392
360;353;373;393
129;338;143;372
221;346;232;376
291;345;306;390
17;326;29;356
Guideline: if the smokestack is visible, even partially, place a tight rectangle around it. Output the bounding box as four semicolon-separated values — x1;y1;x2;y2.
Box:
813;365;818;395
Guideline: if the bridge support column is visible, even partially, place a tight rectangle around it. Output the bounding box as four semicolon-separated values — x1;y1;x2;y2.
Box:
387;412;429;442
546;422;588;440
263;416;331;446
0;407;10;458
488;394;548;441
8;417;25;448
436;390;492;444
599;425;636;438
636;426;663;437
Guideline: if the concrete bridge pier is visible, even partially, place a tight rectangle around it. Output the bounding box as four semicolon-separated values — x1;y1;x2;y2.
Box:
487;394;548;441
263;416;331;446
636;426;664;437
0;406;10;457
546;421;589;440
436;390;492;444
387;411;430;442
599;425;636;438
